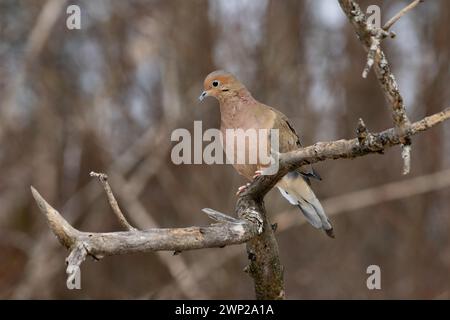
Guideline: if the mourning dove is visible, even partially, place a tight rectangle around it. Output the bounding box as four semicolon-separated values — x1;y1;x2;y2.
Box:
199;70;334;238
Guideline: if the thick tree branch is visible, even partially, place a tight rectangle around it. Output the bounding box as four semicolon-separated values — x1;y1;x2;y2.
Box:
31;186;262;258
236;197;283;299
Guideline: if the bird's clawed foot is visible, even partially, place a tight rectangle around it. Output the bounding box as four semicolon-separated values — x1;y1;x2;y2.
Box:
236;170;264;196
252;170;263;179
236;183;251;196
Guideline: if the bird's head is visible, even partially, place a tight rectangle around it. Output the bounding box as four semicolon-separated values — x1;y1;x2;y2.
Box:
198;70;245;102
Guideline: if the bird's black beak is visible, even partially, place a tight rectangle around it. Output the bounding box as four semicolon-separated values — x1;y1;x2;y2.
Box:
198;91;208;102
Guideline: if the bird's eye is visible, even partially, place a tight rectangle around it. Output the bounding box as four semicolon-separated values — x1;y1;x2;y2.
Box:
212;80;219;87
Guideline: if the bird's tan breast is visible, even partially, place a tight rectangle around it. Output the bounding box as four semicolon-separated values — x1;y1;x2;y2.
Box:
219;100;298;180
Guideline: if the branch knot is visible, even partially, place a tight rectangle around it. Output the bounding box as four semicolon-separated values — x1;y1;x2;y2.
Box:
241;209;264;235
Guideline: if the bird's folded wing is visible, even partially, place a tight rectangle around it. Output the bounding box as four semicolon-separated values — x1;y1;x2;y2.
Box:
269;106;322;181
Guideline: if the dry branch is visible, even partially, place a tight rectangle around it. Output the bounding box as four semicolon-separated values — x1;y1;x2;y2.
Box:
338;0;417;174
31;186;262;258
383;0;423;31
242;108;450;200
89;171;136;231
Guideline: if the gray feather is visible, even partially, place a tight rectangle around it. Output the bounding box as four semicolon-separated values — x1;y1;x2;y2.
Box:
277;175;334;236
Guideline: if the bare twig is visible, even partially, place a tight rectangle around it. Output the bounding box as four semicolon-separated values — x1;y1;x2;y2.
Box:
89;171;136;231
91;118;204;298
109;172;205;299
338;0;414;174
383;0;423;31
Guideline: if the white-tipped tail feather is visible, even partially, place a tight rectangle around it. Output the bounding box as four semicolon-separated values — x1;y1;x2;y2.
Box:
277;174;334;238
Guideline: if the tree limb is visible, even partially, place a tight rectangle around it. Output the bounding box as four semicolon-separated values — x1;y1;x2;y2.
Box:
242;108;450;200
338;0;415;174
31;186;262;258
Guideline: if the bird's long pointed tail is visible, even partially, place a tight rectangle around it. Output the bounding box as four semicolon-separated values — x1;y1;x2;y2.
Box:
277;174;334;238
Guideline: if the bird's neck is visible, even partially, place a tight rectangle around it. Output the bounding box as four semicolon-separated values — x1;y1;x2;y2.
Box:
219;88;257;129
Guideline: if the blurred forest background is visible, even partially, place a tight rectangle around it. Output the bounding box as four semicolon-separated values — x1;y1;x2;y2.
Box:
0;0;449;299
